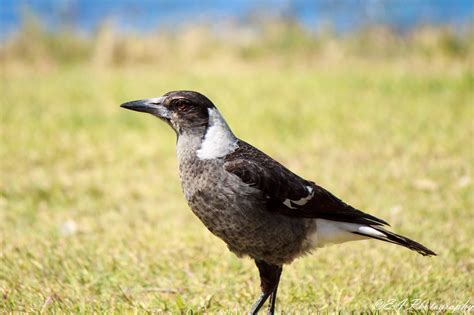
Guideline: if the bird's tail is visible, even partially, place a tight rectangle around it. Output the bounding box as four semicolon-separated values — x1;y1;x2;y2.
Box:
353;226;436;256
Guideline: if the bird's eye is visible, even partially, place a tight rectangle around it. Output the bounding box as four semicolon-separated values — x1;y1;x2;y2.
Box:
174;99;188;111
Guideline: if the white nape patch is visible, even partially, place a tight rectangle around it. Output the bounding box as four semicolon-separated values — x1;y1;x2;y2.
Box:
305;219;387;249
197;108;238;160
283;186;314;209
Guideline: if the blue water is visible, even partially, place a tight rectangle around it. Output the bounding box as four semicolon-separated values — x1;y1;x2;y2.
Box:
0;0;473;39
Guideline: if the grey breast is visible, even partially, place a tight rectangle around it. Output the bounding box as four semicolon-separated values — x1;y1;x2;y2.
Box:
176;136;311;265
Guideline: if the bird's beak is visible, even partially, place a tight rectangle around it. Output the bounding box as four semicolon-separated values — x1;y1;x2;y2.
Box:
120;97;171;119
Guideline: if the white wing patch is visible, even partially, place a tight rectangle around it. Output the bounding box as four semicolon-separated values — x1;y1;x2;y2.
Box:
283;185;314;209
357;226;386;238
197;108;238;160
305;219;388;249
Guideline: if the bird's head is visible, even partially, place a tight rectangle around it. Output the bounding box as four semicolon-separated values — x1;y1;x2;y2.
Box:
120;90;215;134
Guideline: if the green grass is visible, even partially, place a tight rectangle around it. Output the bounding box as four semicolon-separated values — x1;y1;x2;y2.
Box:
1;59;473;313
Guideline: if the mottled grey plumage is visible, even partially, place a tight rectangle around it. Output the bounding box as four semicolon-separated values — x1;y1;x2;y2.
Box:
176;124;314;265
120;90;436;314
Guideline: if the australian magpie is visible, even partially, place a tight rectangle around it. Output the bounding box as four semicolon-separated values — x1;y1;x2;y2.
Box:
120;90;436;314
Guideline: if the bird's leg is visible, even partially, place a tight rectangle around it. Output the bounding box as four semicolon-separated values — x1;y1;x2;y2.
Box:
266;266;282;315
249;260;283;315
249;292;270;315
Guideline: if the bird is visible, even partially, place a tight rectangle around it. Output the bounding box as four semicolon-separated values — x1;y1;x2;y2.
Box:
120;90;436;314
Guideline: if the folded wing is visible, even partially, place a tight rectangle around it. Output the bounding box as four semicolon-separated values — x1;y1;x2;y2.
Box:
224;140;388;226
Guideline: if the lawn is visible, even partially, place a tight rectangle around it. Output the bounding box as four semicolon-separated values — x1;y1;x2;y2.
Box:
1;55;473;313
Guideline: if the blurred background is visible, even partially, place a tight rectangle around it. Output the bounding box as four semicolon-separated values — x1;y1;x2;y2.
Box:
1;0;473;69
1;1;473;313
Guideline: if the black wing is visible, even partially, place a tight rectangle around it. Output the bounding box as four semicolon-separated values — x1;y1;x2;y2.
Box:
224;140;389;226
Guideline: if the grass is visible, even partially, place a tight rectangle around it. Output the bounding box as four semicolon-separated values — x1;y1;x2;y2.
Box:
1;28;473;313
